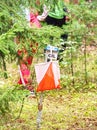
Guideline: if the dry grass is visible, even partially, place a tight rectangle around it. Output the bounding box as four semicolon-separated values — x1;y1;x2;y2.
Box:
1;89;97;130
1;48;97;130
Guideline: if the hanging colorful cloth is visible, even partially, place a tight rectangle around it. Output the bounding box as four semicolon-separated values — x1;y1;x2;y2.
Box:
35;61;61;92
18;8;41;89
30;11;41;28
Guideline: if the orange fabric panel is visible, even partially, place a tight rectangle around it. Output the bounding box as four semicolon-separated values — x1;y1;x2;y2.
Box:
37;63;60;92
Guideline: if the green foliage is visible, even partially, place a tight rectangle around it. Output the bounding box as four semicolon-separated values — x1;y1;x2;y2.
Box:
0;1;97;129
0;0;97;65
1;90;97;129
0;0;97;97
0;85;29;116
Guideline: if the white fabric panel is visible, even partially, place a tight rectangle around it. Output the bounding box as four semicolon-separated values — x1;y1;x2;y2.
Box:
35;62;50;84
52;61;60;87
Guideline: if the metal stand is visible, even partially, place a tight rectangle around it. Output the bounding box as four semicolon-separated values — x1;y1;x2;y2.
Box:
37;93;43;129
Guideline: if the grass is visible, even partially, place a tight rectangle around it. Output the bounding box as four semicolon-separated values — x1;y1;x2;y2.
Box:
0;47;97;130
0;89;97;130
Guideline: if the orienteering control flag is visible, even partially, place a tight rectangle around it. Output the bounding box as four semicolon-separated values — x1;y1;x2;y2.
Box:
35;61;60;92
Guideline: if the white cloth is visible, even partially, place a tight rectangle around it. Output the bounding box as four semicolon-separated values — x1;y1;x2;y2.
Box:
37;5;49;21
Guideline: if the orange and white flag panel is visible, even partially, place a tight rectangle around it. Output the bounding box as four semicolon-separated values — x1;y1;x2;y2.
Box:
35;61;61;92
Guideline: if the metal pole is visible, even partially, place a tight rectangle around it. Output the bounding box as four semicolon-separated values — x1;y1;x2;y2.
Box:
37;92;43;129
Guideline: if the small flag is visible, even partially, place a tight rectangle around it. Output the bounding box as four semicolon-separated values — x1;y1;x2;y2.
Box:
35;61;60;92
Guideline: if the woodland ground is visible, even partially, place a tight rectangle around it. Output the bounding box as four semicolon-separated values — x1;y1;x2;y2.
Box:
0;88;97;130
0;46;97;130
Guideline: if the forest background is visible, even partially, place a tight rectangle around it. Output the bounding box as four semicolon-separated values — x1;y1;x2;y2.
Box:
0;0;97;130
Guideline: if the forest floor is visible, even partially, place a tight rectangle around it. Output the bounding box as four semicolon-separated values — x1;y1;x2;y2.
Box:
1;45;97;130
1;73;97;130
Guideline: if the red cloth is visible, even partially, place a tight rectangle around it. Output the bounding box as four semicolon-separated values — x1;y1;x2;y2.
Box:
18;11;41;87
18;52;33;85
30;12;41;28
18;63;30;85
